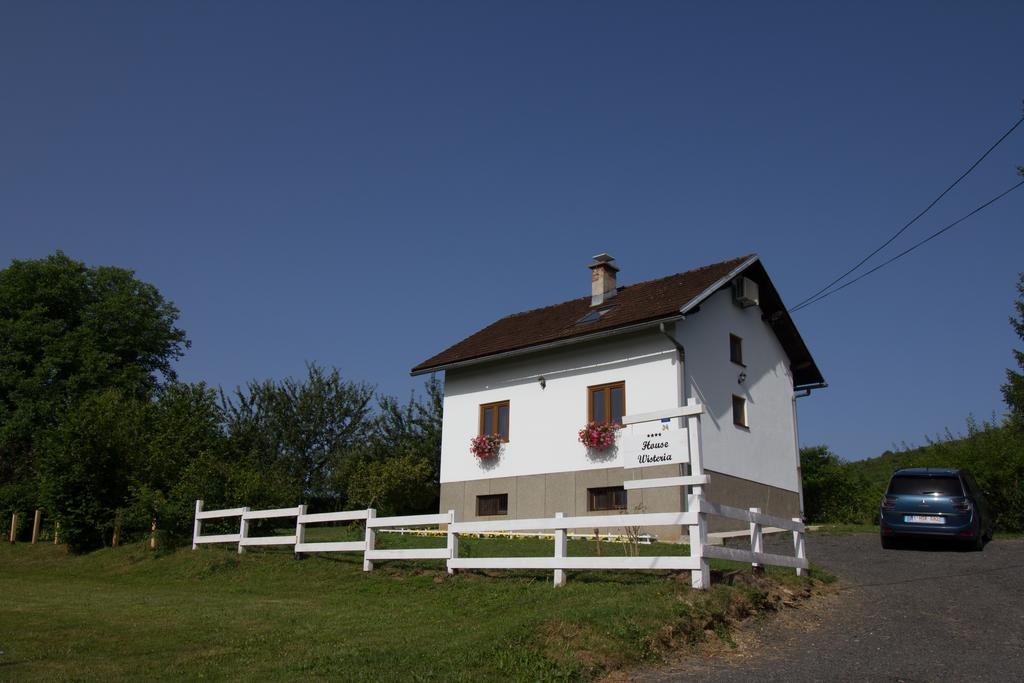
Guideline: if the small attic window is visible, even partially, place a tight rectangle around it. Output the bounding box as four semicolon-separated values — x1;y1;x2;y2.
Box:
576;306;615;325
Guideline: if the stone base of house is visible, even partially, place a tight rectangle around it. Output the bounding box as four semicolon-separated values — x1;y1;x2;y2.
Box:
439;467;800;542
703;470;801;533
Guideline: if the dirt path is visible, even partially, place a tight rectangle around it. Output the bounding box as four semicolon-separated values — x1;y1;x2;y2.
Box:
630;532;1024;682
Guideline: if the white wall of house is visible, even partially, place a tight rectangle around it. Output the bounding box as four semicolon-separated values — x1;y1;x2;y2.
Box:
440;331;681;483
679;289;799;491
439;287;800;492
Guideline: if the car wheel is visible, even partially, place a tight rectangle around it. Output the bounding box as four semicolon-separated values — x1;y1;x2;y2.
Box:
881;534;897;550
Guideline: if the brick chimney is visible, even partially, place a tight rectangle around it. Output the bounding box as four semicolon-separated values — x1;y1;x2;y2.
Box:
589;253;619;306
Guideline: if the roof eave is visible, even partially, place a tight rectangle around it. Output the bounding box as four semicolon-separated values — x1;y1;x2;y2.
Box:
679;254;760;316
410;314;686;376
675;253;826;389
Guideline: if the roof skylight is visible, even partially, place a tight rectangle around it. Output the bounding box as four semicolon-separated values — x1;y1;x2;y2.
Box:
575;306;615;325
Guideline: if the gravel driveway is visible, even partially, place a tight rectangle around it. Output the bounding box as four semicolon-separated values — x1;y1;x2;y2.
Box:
634;532;1024;682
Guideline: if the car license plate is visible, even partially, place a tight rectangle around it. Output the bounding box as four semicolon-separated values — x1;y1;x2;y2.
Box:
905;515;944;524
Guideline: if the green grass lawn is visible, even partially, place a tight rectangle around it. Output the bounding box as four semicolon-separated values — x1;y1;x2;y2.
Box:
0;530;827;682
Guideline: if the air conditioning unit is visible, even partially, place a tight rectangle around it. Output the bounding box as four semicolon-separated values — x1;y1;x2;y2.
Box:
734;277;759;308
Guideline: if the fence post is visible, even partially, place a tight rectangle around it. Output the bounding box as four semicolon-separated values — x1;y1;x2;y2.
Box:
553;512;567;588
111;511;122;548
192;500;204;550
793;517;806;576
294;504;307;559
54;520;60;545
363;508;376;572
237;507;250;554
32;509;42;544
688;493;709;589
446;509;458;575
685;398;710;589
9;512;17;543
750;507;763;574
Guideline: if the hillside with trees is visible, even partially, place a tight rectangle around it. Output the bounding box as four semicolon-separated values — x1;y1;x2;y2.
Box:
801;271;1024;533
0;252;442;552
5;252;1022;551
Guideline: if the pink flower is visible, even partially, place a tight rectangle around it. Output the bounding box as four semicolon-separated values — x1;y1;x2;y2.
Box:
578;421;621;451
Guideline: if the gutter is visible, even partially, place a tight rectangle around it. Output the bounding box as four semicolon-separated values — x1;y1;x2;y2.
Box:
411;315;685;376
794;382;828;397
658;321;685;359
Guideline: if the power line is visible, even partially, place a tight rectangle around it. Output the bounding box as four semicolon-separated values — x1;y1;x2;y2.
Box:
789;114;1024;311
790;178;1024;312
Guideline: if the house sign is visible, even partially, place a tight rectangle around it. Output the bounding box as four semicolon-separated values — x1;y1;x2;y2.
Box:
619;422;689;469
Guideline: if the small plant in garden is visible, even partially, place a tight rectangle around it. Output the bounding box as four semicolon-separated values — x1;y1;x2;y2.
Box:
470;434;502;459
578;421;621;450
623;503;646;557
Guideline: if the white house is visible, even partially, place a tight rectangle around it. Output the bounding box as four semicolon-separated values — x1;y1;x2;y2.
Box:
411;254;825;539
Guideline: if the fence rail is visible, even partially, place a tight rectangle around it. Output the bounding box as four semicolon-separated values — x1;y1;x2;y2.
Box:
191;499;807;586
447;511;697;534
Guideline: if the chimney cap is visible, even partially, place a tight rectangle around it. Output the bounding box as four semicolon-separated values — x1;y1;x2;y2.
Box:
589;253;619;271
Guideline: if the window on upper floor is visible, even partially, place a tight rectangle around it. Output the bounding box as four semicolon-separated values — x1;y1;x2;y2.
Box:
732;394;748;428
730;334;744;366
479;400;510;441
588;381;625;425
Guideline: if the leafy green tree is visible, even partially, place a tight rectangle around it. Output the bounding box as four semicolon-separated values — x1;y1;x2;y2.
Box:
345;453;437;517
1003;271;1024;430
35;383;225;551
220;363;375;508
37;390;148;552
125;382;226;542
336;377;444;514
800;445;874;524
0;252;188;516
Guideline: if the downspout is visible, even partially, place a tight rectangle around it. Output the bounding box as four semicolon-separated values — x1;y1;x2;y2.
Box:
792;393;805;520
659;321;690;517
791;383;825;519
658;321;687;402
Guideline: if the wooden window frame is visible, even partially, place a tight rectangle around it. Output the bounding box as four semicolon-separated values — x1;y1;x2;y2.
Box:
587;381;626;424
476;493;508;516
730;334;744;366
479;400;510;442
587;486;627;512
732;394;748;429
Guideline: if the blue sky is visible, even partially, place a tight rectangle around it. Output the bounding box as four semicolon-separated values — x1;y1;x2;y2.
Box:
2;2;1021;460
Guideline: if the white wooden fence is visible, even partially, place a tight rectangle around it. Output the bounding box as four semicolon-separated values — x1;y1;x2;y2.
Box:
190;399;808;588
191;498;806;588
192;501;455;571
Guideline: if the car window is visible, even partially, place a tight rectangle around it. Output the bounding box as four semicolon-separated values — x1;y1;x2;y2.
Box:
962;472;985;500
960;474;976;497
887;475;963;496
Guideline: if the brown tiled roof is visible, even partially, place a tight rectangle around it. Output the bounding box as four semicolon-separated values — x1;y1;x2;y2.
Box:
411;254;754;375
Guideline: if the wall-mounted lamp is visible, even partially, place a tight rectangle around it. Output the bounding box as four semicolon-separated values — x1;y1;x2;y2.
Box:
737;371;747;385
538;376;546;389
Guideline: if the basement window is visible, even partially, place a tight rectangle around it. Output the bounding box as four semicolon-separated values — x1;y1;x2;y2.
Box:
588;486;627;512
477;494;508;516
